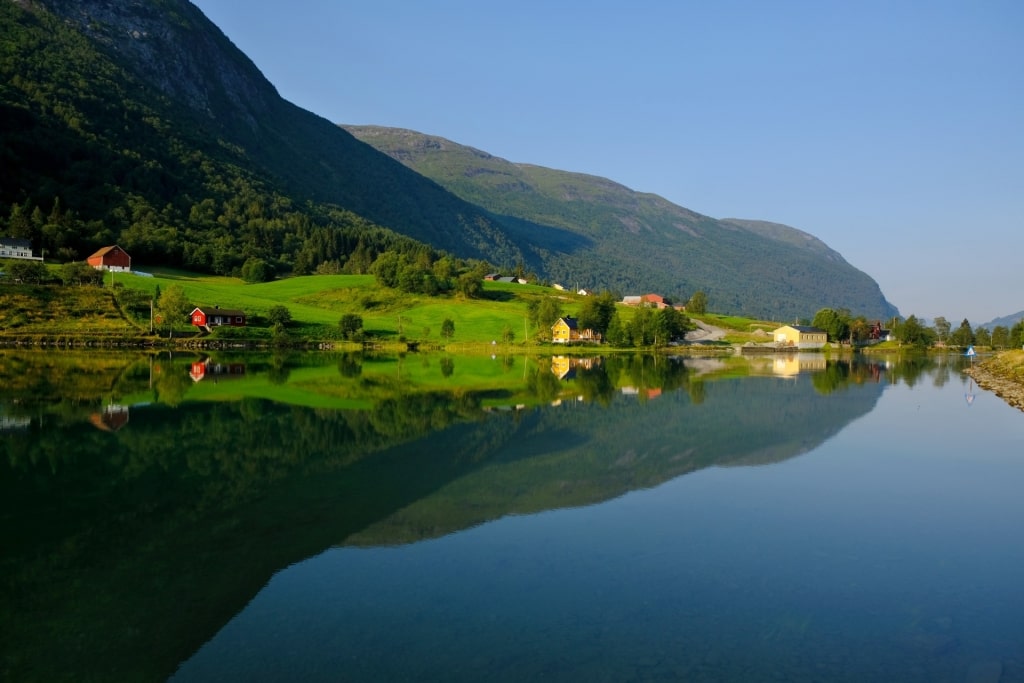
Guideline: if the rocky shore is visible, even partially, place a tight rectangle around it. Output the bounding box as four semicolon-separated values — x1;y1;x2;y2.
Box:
964;350;1024;413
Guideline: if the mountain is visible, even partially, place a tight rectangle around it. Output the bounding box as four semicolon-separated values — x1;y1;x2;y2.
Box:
981;310;1024;331
344;126;898;321
2;0;897;320
0;0;524;269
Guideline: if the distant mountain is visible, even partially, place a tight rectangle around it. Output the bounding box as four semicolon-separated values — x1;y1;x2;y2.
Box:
981;310;1024;331
345;126;899;321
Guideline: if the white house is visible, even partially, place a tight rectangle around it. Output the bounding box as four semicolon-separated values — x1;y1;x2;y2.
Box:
0;238;42;261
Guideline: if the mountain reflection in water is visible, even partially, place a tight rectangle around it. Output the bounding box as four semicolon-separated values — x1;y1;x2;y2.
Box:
1;351;911;681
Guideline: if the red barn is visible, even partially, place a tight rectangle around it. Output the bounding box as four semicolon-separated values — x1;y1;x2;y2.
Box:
87;245;132;271
190;306;247;330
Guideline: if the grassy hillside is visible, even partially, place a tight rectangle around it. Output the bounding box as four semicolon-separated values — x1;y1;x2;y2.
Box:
2;267;642;346
344;125;900;322
0;283;140;337
123;270;575;344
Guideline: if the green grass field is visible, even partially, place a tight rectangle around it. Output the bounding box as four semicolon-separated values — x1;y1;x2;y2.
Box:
3;263;783;347
119;268;586;343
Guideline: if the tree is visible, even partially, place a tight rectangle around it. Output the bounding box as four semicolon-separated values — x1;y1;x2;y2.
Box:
654;306;690;345
455;270;483;298
686;290;708;315
629;305;656;346
441;318;455;340
974;326;991;347
432;256;456;287
7;260;51;284
932;316;951;343
339;313;363;340
949;318;974;348
240;257;273;283
1009;320;1024;349
895;314;932;348
267;305;292;327
528;297;562;334
157;284;192;329
812;307;850;342
60;261;102;286
501;324;515;344
577;292;617;336
604;312;630;347
371;251;401;288
991;325;1010;349
848;316;871;344
6;202;32;239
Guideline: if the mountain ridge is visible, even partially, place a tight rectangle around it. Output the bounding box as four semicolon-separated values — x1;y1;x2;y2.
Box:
3;0;898;320
344;125;899;320
982;310;1024;331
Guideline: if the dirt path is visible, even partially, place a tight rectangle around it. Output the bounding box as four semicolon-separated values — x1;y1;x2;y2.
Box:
685;320;727;343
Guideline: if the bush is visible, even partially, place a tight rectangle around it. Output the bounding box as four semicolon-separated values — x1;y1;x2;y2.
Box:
267;305;292;327
6;261;51;284
339;313;364;340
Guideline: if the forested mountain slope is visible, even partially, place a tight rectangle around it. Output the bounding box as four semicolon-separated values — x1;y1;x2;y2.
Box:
0;0;524;272
1;0;898;320
345;125;899;321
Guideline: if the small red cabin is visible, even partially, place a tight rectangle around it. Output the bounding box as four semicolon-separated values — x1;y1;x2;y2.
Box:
190;306;247;330
86;245;131;272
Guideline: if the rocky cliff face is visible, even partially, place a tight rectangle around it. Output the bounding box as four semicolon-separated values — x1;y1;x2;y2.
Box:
39;0;276;130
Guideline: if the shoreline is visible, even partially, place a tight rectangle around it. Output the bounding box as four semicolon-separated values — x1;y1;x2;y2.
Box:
964;351;1024;413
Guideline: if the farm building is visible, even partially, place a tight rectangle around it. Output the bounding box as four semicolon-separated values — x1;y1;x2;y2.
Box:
773;325;828;349
190;306;247;331
87;245;131;272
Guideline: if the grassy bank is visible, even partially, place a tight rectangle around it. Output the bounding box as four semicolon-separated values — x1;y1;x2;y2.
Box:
1;267;761;351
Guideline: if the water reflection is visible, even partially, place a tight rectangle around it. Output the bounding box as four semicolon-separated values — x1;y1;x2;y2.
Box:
0;350;998;681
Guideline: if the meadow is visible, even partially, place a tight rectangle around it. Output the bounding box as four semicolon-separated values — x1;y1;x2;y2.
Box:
1;262;754;349
82;268;595;345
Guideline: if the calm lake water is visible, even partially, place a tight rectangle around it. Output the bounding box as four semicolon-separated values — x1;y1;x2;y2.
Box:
2;351;1022;682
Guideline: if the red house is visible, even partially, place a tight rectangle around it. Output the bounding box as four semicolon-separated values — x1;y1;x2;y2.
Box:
641;293;669;309
87;245;131;272
190;306;247;331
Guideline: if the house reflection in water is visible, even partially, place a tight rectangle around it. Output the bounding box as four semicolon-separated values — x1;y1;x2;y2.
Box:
0;414;31;432
550;356;602;381
620;386;663;401
89;403;130;432
189;359;246;383
771;355;828;377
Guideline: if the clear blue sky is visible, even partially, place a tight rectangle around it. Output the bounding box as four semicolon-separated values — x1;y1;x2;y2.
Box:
191;0;1023;324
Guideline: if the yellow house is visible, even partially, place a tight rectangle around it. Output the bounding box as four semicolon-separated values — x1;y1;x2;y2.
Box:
551;317;600;344
773;325;828;349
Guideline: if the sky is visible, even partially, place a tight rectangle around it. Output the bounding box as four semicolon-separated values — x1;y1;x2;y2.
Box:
190;0;1023;324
